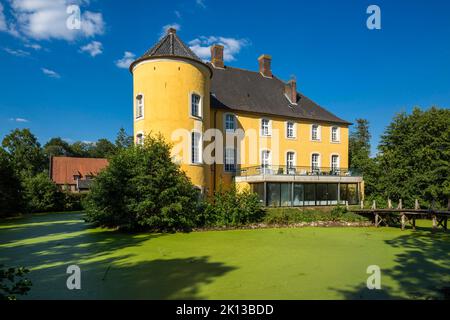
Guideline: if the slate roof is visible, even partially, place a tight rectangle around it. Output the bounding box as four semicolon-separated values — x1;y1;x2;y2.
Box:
210;65;351;125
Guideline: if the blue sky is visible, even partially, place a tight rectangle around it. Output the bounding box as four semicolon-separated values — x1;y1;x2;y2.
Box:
0;0;449;155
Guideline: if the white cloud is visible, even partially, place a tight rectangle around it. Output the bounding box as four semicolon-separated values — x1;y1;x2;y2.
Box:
3;0;105;41
115;51;135;69
9;117;29;123
196;0;206;9
0;3;7;31
24;43;42;50
3;47;30;57
174;10;181;19
80;40;102;57
41;67;60;78
189;36;249;62
160;23;180;39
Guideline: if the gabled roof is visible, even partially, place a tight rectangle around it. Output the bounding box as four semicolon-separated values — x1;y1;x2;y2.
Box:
210;65;351;125
50;157;109;185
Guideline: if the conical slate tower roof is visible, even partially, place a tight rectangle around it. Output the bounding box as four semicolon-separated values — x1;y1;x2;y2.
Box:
130;28;211;74
142;28;202;62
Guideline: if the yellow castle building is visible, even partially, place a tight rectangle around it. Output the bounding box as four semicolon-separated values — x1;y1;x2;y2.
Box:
129;28;364;207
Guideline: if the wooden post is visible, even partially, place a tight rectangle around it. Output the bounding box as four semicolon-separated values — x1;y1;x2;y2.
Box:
372;200;376;210
397;199;403;210
432;215;437;231
346;201;349;210
401;214;406;231
448;198;450;211
388;198;392;209
375;213;379;227
415;199;420;210
412;217;416;230
360;200;364;209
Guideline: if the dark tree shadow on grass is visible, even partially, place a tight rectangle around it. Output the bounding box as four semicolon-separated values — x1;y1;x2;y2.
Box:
330;227;450;300
0;212;236;299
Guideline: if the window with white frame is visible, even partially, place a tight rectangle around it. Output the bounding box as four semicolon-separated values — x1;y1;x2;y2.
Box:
136;94;144;119
261;150;271;170
191;94;201;118
331;155;339;172
311;153;320;172
261;119;271;136
286;122;295;138
287;152;295;169
224;147;236;172
331;126;340;142
191;131;202;164
311;124;320;141
225;114;236;132
136;133;144;145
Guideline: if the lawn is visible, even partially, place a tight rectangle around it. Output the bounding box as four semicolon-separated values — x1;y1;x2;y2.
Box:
0;212;449;300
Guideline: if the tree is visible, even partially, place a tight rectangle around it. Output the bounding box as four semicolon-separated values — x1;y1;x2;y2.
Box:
1;129;46;176
22;173;62;213
89;139;117;158
0;149;23;216
349;119;379;197
376;107;450;208
43;137;74;157
84;134;201;231
115;128;133;150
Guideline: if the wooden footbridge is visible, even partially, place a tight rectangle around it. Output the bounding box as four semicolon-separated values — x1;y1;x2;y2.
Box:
350;199;450;231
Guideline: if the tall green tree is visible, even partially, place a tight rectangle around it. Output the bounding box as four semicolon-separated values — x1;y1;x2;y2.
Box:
1;129;46;176
84;134;201;231
349;119;379;197
89;139;117;158
43;138;74;157
377;107;450;208
115;128;133;150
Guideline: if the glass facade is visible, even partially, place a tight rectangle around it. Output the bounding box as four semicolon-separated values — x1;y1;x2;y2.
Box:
251;182;359;207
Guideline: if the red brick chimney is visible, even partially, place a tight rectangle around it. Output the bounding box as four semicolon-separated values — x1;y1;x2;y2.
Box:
258;54;272;78
211;44;224;68
285;77;297;104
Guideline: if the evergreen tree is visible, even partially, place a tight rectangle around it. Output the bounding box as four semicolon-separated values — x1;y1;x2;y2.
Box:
115;128;133;150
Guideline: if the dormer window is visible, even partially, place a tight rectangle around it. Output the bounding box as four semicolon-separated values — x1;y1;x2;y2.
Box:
135;94;144;119
191;93;201;118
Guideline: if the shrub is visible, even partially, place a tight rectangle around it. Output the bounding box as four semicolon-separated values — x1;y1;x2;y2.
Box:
61;192;86;211
204;185;265;227
84;134;201;231
22;172;62;213
0;150;23;216
0;265;32;300
330;205;347;221
264;207;369;224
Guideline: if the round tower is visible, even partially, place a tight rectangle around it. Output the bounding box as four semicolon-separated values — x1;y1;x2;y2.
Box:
129;28;212;192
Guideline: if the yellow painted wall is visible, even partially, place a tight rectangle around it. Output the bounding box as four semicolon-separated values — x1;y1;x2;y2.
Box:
211;110;349;189
132;58;211;192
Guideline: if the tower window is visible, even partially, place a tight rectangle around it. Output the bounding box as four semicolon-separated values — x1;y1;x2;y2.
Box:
225;114;236;132
136;133;144;145
136;94;144;119
224;147;236;172
191;94;201;118
191;131;202;164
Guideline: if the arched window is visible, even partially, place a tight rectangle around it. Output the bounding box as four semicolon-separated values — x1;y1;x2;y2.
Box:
225;114;236;132
136;133;144;145
191;93;201;118
331;126;340;142
135;94;144;119
311;153;320;173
